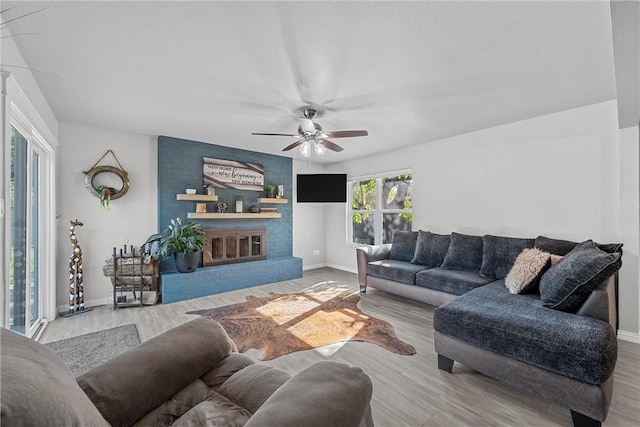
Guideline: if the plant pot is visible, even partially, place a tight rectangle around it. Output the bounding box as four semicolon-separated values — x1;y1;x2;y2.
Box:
174;251;201;273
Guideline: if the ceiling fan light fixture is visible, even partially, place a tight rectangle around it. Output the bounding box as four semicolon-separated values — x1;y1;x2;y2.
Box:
299;141;311;157
252;107;368;156
314;141;327;155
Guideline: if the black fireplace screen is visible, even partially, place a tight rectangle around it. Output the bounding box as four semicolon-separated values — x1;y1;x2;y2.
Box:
203;228;266;266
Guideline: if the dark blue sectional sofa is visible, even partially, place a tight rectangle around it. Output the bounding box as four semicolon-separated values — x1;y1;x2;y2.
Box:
356;231;622;427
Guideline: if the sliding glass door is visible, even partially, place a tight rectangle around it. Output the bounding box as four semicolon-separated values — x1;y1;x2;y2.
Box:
2;72;57;339
9;124;43;336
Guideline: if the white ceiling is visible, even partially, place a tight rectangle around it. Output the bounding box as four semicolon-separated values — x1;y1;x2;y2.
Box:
2;1;624;163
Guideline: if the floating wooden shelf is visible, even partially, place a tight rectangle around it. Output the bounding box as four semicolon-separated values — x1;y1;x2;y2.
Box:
257;198;288;204
176;194;219;201
187;212;281;219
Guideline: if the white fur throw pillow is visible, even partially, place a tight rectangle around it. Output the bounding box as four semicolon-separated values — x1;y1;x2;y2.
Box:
505;248;552;294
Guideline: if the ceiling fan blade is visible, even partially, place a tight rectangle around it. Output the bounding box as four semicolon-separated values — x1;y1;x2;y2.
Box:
318;139;344;152
251;132;298;137
282;140;304;151
323;130;368;138
299;118;316;133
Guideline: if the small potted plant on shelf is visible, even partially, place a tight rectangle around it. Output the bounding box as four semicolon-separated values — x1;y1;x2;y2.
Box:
145;218;207;273
264;184;277;199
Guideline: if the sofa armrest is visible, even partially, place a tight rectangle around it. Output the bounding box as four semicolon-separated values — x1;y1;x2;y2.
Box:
77;318;235;427
356;244;391;289
576;290;609;323
245;361;373;427
575;274;618;329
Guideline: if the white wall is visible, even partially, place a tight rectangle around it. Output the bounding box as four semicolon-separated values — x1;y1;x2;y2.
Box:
1;33;58;137
324;100;639;336
618;125;639;336
292;160;328;269
55;123;157;311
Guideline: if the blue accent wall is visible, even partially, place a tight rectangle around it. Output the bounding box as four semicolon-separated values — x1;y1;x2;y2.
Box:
157;136;301;302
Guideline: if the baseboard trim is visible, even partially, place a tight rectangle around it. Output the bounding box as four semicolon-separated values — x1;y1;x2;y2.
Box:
617;330;640;343
325;263;357;274
303;263;327;271
302;263;357;274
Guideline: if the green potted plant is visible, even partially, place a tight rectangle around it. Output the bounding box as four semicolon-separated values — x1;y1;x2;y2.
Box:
146;218;207;273
264;184;277;199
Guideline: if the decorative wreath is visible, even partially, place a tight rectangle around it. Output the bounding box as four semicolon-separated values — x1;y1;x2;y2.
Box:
83;151;129;209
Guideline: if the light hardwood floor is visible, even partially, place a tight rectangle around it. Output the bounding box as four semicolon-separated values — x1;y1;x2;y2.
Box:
41;268;640;427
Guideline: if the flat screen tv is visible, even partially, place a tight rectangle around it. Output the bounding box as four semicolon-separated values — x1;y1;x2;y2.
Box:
297;174;347;203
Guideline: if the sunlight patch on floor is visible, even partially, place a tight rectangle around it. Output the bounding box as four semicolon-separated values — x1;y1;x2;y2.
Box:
255;295;319;325
287;309;364;348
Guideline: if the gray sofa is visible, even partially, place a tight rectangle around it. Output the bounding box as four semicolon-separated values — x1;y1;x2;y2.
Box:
1;317;374;427
356;231;622;427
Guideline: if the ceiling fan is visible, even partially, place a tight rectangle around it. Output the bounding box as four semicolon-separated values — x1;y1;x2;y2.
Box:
251;108;368;157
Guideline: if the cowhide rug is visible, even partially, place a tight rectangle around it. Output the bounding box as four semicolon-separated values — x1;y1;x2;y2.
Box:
187;282;416;360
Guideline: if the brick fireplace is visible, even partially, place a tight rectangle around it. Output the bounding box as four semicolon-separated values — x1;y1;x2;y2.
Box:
158;136;302;304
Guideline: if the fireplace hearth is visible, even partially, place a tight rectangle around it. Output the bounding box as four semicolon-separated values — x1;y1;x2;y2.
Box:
203;228;266;266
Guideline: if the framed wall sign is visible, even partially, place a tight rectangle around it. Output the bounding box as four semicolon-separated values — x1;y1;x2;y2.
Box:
203;157;264;191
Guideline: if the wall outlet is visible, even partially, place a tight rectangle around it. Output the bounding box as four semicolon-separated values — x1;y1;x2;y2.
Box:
313;249;320;256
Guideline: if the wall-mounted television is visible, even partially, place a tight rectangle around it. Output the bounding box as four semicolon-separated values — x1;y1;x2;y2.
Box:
296;174;347;203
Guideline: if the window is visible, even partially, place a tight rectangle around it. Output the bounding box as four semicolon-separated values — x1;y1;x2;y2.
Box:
349;171;412;245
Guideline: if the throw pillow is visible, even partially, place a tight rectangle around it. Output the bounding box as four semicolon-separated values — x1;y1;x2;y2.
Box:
535;235;623;256
480;235;535;279
534;236;577;256
441;232;484;273
504;248;551;294
539;240;622;312
597;242;624;255
410;231;450;267
550;254;563;265
388;231;418;262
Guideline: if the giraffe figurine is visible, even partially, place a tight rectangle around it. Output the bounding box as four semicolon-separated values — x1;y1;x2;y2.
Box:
68;219;85;314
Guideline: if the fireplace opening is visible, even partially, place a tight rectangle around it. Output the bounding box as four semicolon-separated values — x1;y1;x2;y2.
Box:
203;228;266;266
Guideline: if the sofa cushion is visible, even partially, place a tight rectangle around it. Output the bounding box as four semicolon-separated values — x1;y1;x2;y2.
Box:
367;260;426;285
540;240;622;312
172;391;252;427
480;235;534;279
504;248;551;294
389;230;418;262
433;281;617;385
218;364;291;414
133;378;214;426
441;232;484;273
534;236;578;256
200;353;256;391
245;362;373;427
0;328;110;427
415;267;495;296
411;231;450;267
535;235;623;256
